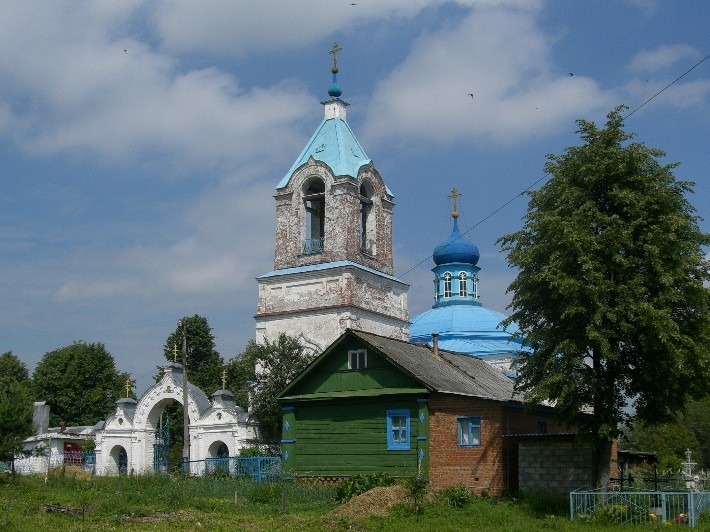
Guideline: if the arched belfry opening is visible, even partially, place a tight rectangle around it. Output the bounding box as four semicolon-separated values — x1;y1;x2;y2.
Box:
303;178;326;254
359;181;375;255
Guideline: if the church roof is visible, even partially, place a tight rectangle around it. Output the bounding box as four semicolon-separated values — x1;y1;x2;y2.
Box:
433;217;480;266
277;111;372;189
410;304;524;357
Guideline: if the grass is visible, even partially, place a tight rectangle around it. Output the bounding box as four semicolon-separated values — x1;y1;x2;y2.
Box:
1;472;708;531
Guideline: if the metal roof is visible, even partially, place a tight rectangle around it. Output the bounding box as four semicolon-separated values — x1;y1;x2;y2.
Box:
352;330;521;402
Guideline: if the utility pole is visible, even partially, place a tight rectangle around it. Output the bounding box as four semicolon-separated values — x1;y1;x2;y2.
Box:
179;318;190;472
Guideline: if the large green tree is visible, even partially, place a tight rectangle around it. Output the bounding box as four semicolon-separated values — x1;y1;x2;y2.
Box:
230;334;317;447
0;351;30;393
499;106;710;486
0;380;38;480
32;342;129;426
162;315;224;395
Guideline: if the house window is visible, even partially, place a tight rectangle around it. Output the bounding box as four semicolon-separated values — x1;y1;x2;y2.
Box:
537;421;547;434
459;271;468;297
443;272;452;298
348;349;367;370
457;416;481;446
386;409;410;450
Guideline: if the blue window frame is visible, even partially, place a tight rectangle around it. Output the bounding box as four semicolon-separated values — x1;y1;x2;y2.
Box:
457;416;481;446
386;409;410;450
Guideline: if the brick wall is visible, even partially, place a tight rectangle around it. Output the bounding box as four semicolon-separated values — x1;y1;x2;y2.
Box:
427;393;571;495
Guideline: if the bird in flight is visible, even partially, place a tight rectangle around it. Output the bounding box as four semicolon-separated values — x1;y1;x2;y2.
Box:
569;72;574;76
468;93;474;98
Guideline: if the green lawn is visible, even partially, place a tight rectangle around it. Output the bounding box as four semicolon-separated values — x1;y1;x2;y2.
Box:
1;472;707;531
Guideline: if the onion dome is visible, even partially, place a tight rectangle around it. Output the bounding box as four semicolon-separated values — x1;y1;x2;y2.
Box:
327;42;343;98
433;216;480;266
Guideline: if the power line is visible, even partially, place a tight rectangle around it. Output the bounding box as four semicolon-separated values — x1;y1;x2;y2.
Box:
625;52;710;119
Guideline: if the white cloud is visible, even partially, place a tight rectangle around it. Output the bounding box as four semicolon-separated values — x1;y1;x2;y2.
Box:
630;44;701;73
0;2;312;173
362;5;613;145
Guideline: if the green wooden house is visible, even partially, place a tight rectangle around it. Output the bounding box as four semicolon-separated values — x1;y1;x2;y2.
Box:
277;329;570;493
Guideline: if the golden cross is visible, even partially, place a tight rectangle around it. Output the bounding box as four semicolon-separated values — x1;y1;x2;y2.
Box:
330;42;342;70
125;376;133;398
221;369;227;390
172;343;178;363
448;187;462;214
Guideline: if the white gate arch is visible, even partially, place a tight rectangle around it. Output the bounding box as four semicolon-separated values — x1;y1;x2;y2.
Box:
95;363;257;475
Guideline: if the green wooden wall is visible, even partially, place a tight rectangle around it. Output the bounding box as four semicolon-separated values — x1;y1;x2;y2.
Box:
282;396;428;478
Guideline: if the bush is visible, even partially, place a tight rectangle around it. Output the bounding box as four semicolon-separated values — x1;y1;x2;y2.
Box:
436;485;472;508
335;473;395;503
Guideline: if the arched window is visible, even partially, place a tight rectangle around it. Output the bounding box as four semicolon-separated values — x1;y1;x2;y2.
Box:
459;272;468;297
443;272;452;298
359;182;375;254
472;273;479;299
303;178;325;254
434;274;439;301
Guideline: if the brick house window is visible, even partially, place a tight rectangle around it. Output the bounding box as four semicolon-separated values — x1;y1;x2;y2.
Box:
386;409;410;450
457;416;481;446
348;349;367;370
537;421;547;434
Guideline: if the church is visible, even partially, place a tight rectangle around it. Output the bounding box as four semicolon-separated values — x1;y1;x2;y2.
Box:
256;43;521;377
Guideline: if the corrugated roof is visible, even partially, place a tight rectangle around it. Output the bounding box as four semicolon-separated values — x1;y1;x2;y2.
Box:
352;330;521;403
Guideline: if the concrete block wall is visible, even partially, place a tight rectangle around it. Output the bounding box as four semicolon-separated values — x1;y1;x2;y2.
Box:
518;441;593;495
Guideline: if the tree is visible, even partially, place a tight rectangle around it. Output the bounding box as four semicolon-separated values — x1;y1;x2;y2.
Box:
32;342;129;426
162;315;224;395
498;106;710;486
0;351;30;393
231;334;317;446
625;421;699;471
223;349;257;412
0;381;35;480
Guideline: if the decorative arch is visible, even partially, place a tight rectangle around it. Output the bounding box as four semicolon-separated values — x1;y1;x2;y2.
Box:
208;440;230;458
109;445;128;474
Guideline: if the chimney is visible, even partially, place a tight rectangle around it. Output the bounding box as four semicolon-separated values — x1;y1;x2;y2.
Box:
432;333;439;357
60;421;66;433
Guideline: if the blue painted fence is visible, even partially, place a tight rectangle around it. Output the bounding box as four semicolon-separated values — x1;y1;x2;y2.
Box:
200;456;281;481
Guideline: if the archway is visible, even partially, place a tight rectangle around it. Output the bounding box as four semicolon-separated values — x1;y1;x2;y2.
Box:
206;440;230;475
110;445;128;475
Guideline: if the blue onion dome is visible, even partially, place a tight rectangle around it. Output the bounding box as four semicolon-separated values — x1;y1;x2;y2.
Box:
328;66;342;97
433;215;480;266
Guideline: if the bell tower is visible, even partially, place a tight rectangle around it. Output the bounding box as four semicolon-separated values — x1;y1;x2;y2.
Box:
256;44;409;352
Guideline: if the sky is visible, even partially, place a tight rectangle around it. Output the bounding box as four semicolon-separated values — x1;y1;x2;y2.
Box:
1;0;708;395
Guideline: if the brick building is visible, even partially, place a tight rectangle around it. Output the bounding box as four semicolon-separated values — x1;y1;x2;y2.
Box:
278;329;582;495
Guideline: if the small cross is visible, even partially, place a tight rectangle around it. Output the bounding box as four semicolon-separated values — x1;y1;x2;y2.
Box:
125;377;133;398
448;187;462;214
172;343;178;362
330;42;342;70
221;369;227;390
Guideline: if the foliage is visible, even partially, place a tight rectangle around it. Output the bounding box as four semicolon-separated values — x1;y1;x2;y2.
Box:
679;396;710;469
436;484;472;508
0;381;35;480
625;419;700;471
223;348;257;413
498;106;710;486
335;473;396;503
233;334;317;445
238;446;262;457
0;351;30;394
405;476;428;514
162;315;224;396
31;341;129;426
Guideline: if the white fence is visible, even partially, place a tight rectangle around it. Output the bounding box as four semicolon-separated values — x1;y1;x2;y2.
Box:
570;488;709;527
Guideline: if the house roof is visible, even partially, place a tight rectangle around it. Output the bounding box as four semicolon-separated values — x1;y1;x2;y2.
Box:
279;329;522;403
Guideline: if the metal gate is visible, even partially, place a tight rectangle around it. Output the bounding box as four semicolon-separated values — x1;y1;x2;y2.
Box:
153;416;170;474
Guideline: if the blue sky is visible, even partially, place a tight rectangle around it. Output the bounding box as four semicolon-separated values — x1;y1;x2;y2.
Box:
1;0;708;394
